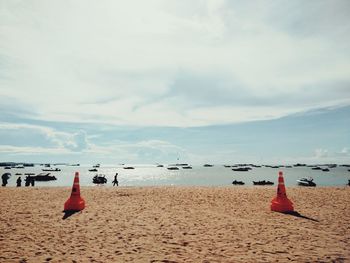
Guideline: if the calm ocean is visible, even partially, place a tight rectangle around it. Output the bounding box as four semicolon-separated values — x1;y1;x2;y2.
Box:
1;164;349;187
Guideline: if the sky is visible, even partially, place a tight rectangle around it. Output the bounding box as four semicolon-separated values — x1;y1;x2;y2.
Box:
0;0;349;164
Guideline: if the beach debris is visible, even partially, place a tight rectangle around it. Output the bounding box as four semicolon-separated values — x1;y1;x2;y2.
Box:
64;172;85;212
270;171;294;213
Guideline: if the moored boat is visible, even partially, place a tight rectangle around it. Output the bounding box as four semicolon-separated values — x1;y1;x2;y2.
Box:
297;177;316;187
167;167;179;170
92;174;107;184
42;168;61;172
232;180;245;185
33;173;57;181
253;180;274;185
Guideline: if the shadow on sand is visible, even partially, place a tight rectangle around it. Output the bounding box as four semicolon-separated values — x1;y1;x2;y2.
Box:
283;211;319;222
62;210;80;220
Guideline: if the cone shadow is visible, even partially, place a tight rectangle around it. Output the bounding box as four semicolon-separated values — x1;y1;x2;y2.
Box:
283;211;319;222
62;210;80;220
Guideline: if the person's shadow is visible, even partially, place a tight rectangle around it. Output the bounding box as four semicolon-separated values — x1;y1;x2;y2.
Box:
283;211;319;222
62;210;80;220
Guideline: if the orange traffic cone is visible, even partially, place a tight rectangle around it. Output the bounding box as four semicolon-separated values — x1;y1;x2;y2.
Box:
64;172;85;212
270;171;294;212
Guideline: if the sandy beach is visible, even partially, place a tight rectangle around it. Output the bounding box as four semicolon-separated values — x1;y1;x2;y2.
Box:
0;186;349;262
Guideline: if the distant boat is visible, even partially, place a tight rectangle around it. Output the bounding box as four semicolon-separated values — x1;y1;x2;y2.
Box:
4;167;11;169
232;167;251;172
312;167;322;170
156;164;164;167
33;173;57;181
182;166;192;169
253;180;274;185
322;168;330;172
123;166;135;169
42;168;61;172
297;177;316;187
93;164;100;168
293;163;306;167
167;167;179;170
89;168;98;172
224;165;232;168
232;180;245;185
203;164;213;167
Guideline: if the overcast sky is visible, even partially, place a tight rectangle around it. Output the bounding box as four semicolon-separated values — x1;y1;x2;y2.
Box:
1;0;349;164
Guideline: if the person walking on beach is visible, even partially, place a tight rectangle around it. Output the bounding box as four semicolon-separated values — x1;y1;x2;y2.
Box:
2;173;10;187
112;173;119;186
16;177;22;187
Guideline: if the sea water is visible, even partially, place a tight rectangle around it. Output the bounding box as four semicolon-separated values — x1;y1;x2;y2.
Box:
1;164;349;187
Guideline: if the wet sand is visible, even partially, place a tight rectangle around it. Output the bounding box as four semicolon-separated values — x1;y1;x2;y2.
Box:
0;186;349;262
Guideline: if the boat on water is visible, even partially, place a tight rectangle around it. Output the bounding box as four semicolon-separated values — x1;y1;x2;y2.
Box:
312;167;322;170
232;180;245;185
93;164;100;168
322;168;330;172
156;164;164;167
232;167;251;172
297;177;316;187
33;173;57;181
253;180;274;186
167;167;179;170
89;168;98;172
92;174;107;184
123;166;135;169
182;166;192;169
42;168;61;172
203;164;213;167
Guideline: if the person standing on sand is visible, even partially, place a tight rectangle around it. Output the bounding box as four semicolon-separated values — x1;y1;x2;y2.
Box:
112;173;119;186
30;177;35;187
16;177;22;187
25;175;31;187
2;173;10;187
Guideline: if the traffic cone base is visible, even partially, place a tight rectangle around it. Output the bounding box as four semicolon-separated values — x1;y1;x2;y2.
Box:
64;197;85;212
271;196;294;212
64;172;85;212
270;171;294;213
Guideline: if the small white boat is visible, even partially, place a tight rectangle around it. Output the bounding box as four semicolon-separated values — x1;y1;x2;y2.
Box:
297;177;316;187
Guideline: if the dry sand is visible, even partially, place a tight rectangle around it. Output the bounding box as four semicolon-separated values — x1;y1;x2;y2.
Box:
0;186;349;263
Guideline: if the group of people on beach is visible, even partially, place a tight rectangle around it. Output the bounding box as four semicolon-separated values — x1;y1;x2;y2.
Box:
2;172;119;187
1;173;35;187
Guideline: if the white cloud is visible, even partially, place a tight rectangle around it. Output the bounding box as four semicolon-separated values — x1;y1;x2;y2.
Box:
0;122;89;152
0;145;71;155
1;0;350;126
